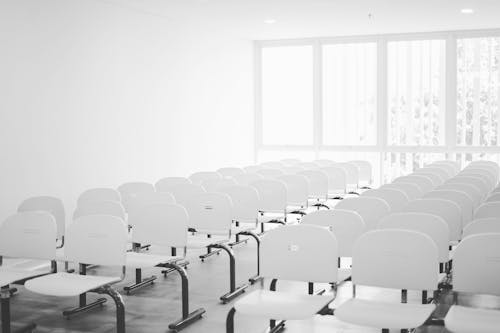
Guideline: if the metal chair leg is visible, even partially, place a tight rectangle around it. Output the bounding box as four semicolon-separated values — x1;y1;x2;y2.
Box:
98;286;125;333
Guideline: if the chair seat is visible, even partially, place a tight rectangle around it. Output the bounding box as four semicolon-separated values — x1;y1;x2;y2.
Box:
234;290;333;320
0;268;49;287
25;272;120;297
187;234;229;249
336;298;436;329
126;252;181;268
445;305;500;333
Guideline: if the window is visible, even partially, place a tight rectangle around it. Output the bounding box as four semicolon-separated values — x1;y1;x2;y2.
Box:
457;37;500;146
322;43;377;145
387;39;446;146
261;45;314;145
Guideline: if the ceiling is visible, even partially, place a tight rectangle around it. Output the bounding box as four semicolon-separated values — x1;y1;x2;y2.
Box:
100;0;500;39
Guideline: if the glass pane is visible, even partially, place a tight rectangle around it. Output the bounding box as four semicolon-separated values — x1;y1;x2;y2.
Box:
322;43;377;145
262;45;313;145
387;39;446;146
457;37;500;146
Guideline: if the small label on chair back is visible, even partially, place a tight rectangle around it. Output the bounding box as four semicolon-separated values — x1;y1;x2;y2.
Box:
288;244;300;252
204;205;214;210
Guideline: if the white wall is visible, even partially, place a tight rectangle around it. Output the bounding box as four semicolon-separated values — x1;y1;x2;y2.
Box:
0;0;254;220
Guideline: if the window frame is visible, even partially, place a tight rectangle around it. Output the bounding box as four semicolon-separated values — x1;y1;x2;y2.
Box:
255;28;500;182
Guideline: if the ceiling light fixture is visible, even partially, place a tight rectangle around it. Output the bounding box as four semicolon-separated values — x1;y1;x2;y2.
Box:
460;8;474;14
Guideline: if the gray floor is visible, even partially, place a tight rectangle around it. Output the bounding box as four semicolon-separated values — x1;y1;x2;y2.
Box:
5;235;499;333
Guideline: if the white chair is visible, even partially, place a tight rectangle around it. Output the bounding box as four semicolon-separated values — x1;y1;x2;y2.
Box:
424;190;474;227
335;197;390;230
350;160;373;189
414;167;449;184
231;173;264;186
462;218;500;238
125;203;205;329
446;176;490;199
25;215;128;333
201;178;237;192
335;229;438;331
298;169;329;207
393;175;435;193
460;168;497;189
444;234;500;333
437;182;482;209
73;200;126;221
184;192;249;303
378;212;450;270
0;212;57;332
335;162;360;193
256;168;285;179
403;199;462;243
243;165;263;173
217;167;245;178
169;183;206;207
431;160;461;174
380;183;424;201
155;177;191;192
280;158;301;166
296;162;320;170
226;224;338;333
485;192;500;203
127;191;176;216
302;209;365;279
427;162;458;178
260;161;285;169
467;160;499;177
250;179;288;227
77;188;121;206
314;159;336;167
280;166;305;175
277;174;310;213
320;166;347;199
117;182;155;212
18;196;66;248
361;188;410;212
474;202;500;219
189;171;222;185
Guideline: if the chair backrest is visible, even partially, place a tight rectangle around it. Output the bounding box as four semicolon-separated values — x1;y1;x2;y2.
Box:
189;171;222;185
218;185;260;223
256;168;285;179
73;200;126;221
378;212;449;263
298;170;329;199
393;175;435;194
243;165;263;173
335;197;391;230
335;162;359;187
314;159;336;167
77;188;121;206
452;234;500;296
216;167;245;178
155;177;191;192
0;212;57;260
446;176;490;199
117;182;155;212
320;166;347;193
169;183;206;207
302;209;365;257
467;160;500;176
232;173;264;186
280;158;301;166
431;160;461;174
437;182;482;208
277;174;310;207
66;215;127;266
352;229;438;291
403;199;462;242
296;162;320;170
261;224;338;283
380;182;423;201
414;167;448;184
424;190;474;227
128;203;188;248
201;178;237;192
260;161;285;169
127;191;176;218
18;196;65;239
250;179;287;212
462;218;500;238
486;192;500;203
361;188;409;212
493;186;500;194
350;160;372;185
427;163;457;178
474;202;500;219
184;192;233;233
460;168;497;189
280;166;306;175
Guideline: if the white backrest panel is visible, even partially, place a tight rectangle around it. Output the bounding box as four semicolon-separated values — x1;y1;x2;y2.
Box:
350;160;372;184
127;192;176;218
474;202;500;219
335;197;390;230
424;190;474;227
298;170;329;198
277;174;309;206
256;168;285;179
411;170;444;186
428;163;457;178
185;192;233;232
361;188;410;212
437;182;482;208
379;212;449;263
129;203;188;248
460;168;497;189
302;209;365;257
0;212;57;260
352;229;438;290
416;167;452;181
453;234;500;296
335;162;359;186
219;185;260;222
155;177;191;192
189;171;222;185
446;176;489;199
117;182;155;212
393;175;434;194
74;200;126;221
320;166;347;192
261;224;338;283
77;188;121;206
232;173;264;186
66;215;127;266
250;179;287;212
18;196;65;238
380;183;423;201
217;167;245;178
170;183;206;207
201;178;237;193
462;218;500;238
